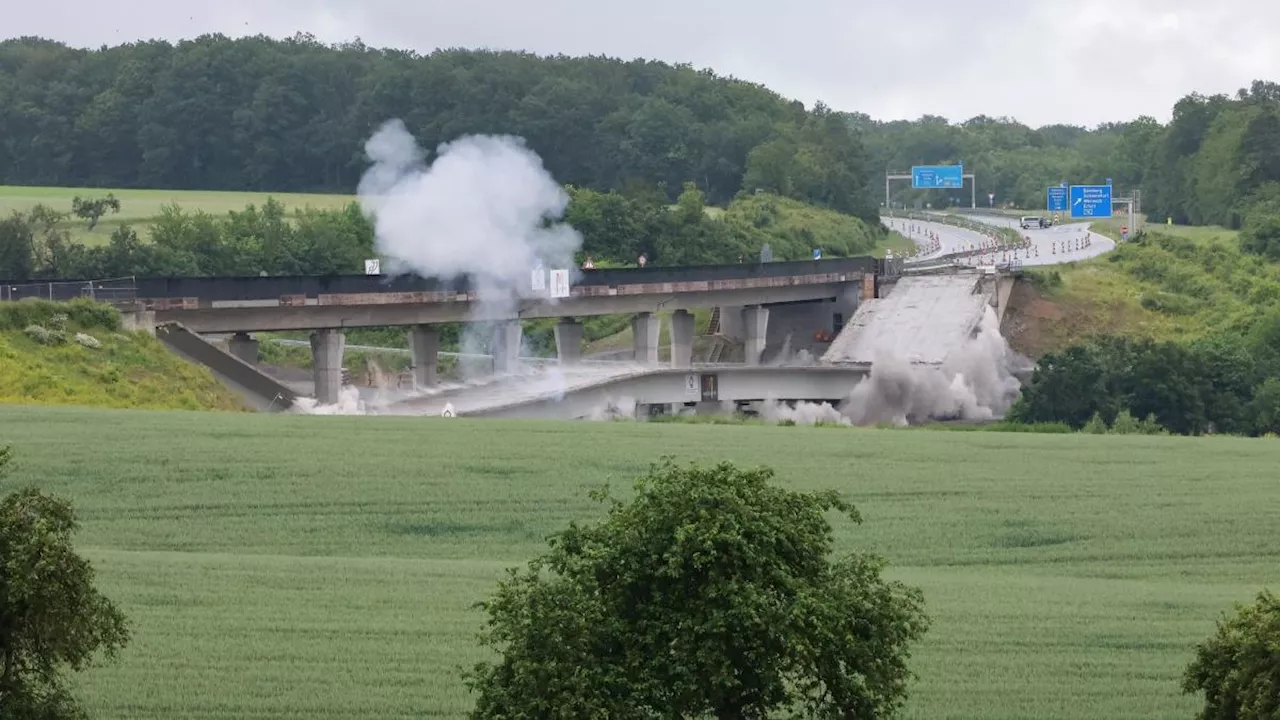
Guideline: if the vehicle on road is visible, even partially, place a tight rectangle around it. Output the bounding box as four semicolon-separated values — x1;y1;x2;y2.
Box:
1020;216;1050;229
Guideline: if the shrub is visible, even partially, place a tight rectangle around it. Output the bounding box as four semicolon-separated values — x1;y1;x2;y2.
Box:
24;324;54;344
1082;413;1109;434
74;332;102;349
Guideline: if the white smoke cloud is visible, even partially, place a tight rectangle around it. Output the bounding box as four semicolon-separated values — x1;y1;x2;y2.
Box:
357;119;583;290
356;119;584;381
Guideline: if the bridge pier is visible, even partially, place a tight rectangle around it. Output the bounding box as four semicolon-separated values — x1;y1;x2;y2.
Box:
554;319;583;365
491;321;522;374
228;332;258;365
120;308;156;336
632;312;660;364
309;328;345;405
742;305;769;366
670;310;694;368
408;325;440;388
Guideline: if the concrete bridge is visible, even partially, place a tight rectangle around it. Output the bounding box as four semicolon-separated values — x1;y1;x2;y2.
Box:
5;257;896;405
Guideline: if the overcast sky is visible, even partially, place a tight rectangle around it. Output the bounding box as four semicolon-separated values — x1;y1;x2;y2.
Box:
8;0;1280;128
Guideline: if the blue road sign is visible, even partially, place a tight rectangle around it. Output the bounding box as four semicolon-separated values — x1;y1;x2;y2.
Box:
1069;184;1113;219
1047;186;1068;212
911;165;964;189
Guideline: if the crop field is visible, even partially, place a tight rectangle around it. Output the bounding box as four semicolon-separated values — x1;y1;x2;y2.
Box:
2;405;1277;719
0;185;353;245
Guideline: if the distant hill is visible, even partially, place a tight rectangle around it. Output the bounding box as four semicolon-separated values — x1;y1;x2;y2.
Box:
0;36;875;221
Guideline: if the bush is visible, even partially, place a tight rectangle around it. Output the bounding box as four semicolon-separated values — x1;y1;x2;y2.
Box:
24;324;55;344
1082;413;1109;434
74;332;102;349
1183;590;1280;720
0;298;121;332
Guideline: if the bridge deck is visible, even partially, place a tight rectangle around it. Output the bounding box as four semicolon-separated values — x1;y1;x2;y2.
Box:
822;272;990;366
375;364;872;419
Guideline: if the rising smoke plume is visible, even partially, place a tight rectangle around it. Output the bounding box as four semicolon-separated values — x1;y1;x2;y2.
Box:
356;120;583;375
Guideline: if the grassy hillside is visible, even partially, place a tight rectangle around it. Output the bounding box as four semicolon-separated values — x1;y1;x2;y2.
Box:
1;406;1274;719
725;192;911;258
1005;223;1278;357
0;299;245;410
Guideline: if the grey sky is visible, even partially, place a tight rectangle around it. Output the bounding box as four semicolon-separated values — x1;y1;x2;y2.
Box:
8;0;1280;127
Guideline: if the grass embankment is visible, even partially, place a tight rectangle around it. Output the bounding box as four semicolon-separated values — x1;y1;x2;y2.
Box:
1;406;1275;719
1005;222;1277;356
0;300;245;410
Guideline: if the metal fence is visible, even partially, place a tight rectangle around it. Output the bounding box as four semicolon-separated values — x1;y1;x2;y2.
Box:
0;277;138;304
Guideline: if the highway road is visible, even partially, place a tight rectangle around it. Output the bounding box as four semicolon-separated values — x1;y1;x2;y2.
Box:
883;214;1115;267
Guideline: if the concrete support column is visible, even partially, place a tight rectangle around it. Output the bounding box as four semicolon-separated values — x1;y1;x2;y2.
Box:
554;319;584;365
408;325;440;388
227;332;259;365
491;321;522;374
120;309;156;336
669;309;694;368
741;305;770;366
632;312;660;365
309;328;345;405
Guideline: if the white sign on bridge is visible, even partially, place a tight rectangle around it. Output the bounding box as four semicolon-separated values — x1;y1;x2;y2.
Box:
549;269;570;299
364;259;381;275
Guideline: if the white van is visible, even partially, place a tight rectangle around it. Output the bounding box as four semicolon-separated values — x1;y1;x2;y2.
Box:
1020;216;1048;229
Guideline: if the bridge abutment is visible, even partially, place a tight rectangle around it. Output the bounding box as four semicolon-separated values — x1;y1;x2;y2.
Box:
741;305;769;366
408;325;440;388
632;312;660;364
491;321;522;374
309;328;345;405
554;319;583;365
669;309;694;368
228;332;259;365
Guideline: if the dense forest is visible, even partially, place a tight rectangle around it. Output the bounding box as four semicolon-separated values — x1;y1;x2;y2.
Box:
0;34;875;221
5;35;1280;231
5;33;1280;278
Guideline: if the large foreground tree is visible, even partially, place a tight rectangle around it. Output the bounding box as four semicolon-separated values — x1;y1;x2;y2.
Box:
0;446;130;719
466;459;929;718
1183;590;1280;720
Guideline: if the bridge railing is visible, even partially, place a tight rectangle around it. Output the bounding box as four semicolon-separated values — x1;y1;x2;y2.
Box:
3;256;889;305
0;277;138;304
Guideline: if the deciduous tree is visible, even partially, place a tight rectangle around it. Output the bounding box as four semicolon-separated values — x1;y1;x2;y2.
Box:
466;459;929;719
0;447;130;719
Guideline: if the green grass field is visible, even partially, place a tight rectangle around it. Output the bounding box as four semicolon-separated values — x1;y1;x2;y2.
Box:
2;406;1276;719
0;185;353;245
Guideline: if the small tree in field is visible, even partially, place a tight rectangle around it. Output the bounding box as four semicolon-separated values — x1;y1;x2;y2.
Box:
71;194;121;231
0;446;130;719
466;459;930;719
1182;590;1280;720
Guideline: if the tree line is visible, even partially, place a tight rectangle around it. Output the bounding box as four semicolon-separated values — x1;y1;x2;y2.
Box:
0;184;885;282
0;34;877;222
7;35;1280;259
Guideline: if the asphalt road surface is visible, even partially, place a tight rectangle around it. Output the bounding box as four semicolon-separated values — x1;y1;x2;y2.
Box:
883;214;1115;267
